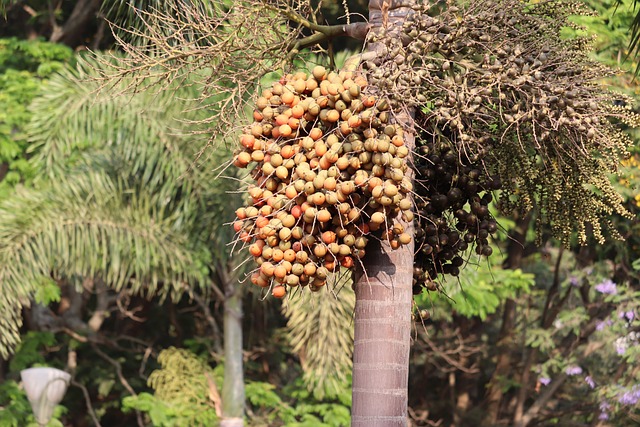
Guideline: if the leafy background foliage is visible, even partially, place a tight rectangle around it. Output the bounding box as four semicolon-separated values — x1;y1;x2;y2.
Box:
0;38;73;197
283;279;355;400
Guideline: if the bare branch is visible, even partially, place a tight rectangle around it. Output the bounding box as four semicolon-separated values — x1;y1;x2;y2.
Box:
71;379;103;427
93;0;370;156
91;343;145;427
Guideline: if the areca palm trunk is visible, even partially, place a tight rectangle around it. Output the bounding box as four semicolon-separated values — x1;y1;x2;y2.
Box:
352;237;414;426
352;2;415;425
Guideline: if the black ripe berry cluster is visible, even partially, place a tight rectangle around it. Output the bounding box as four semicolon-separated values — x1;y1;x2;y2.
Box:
411;135;501;294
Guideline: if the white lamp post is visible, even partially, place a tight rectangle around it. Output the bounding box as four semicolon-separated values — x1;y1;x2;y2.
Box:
20;367;71;427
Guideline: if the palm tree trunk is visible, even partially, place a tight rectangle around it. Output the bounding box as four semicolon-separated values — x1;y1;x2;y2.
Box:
351;0;414;418
352;235;414;426
352;0;416;418
220;269;245;427
351;1;416;424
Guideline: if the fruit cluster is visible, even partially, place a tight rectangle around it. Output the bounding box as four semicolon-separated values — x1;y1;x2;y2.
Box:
411;136;501;293
232;66;413;298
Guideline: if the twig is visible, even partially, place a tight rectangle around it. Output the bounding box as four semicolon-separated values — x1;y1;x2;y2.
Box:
116;291;146;322
61;327;88;342
191;290;223;353
518;374;568;427
139;346;153;380
71;379;103;427
420;329;481;374
91;343;145;427
204;371;223;417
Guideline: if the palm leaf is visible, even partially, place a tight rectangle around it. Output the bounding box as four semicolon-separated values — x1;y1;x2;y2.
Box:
101;0;221;46
616;0;640;74
26;54;216;220
0;172;209;358
0;51;245;358
282;278;355;400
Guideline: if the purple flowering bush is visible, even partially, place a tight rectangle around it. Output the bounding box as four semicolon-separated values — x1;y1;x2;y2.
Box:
595;279;618;295
528;266;640;425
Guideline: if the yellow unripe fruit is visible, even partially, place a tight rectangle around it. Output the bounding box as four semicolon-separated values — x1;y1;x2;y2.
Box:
370;211;385;224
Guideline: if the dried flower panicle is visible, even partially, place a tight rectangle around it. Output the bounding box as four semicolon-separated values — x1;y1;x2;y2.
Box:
365;0;637;257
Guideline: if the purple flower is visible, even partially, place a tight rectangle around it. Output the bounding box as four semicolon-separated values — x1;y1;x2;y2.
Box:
619;391;639;405
625;311;635;321
585;376;595;389
595;279;617;295
599;401;610;420
569;276;579;287
539;377;551;386
618;386;640;405
615;338;627;355
566;366;583;376
596;319;613;331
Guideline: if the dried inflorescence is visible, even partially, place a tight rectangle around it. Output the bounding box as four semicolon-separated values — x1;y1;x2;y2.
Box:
97;0;323;149
365;0;637;253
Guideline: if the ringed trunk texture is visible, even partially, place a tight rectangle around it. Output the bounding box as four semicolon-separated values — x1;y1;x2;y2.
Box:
221;278;245;427
353;1;416;421
352;232;414;426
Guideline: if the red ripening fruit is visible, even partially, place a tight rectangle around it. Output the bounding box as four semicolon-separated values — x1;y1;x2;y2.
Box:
272;286;286;298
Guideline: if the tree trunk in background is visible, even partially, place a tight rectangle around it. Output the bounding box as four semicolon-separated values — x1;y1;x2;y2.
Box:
352;1;415;420
221;269;245;427
49;0;101;47
482;214;531;426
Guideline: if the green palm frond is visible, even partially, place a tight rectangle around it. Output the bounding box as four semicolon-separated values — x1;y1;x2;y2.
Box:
101;0;221;45
615;0;640;74
0;51;244;358
0;172;209;358
27;55;206;193
102;0;169;28
282;279;355;400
